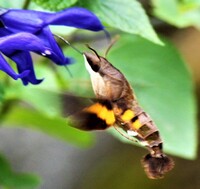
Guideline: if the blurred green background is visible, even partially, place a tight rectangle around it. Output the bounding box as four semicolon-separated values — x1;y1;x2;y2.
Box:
0;0;200;188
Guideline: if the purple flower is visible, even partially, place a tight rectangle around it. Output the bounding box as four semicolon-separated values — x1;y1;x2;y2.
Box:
0;53;30;80
0;7;105;85
0;31;56;84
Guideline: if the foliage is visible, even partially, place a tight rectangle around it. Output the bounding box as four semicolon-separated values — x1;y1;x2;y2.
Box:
32;0;78;10
64;34;197;159
77;0;163;45
0;154;40;189
107;35;197;159
0;0;199;188
152;0;200;28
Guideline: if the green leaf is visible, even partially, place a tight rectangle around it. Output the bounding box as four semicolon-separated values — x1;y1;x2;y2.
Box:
2;58;93;147
4;174;41;189
0;153;40;189
106;34;197;159
20;88;63;117
0;84;5;103
152;0;200;28
2;106;94;147
32;0;78;11
4;64;68;116
60;34;197;159
0;0;25;8
79;0;162;45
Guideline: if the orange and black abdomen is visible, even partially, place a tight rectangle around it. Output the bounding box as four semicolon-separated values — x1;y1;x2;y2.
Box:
117;105;162;147
117;105;174;179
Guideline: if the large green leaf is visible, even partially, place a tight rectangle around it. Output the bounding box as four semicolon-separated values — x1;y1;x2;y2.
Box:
0;153;40;189
2;106;94;147
4;63;70;116
105;34;197;159
78;0;162;45
32;0;78;11
56;34;197;159
152;0;200;28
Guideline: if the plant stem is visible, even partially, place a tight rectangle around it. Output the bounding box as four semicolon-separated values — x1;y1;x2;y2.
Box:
22;0;31;9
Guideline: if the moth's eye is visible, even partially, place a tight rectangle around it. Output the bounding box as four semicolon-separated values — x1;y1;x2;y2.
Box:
86;57;100;72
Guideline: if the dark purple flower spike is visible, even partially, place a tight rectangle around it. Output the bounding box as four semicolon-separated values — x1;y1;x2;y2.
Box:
0;7;105;85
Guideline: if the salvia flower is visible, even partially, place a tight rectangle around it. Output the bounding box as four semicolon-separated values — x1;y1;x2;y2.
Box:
0;7;105;85
0;31;56;84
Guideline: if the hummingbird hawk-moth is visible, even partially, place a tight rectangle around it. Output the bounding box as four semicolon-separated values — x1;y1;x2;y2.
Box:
67;43;174;179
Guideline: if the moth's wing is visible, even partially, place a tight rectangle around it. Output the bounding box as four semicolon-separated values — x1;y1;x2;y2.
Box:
61;93;93;116
68;99;116;131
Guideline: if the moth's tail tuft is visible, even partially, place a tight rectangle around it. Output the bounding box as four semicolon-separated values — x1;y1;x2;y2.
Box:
141;153;174;179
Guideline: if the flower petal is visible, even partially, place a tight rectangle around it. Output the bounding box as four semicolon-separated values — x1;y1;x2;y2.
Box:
0;32;51;56
0;8;8;16
0;53;29;80
1;7;104;33
0;29;42;84
0;26;12;37
36;27;72;65
10;51;43;85
0;30;72;66
0;9;44;33
44;7;104;31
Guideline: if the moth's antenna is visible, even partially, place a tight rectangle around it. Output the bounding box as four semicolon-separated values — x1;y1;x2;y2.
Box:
54;34;83;55
104;29;111;44
105;35;120;57
54;34;83;78
85;44;101;60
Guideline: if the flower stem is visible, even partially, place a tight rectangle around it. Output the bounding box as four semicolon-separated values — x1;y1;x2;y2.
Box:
22;0;31;9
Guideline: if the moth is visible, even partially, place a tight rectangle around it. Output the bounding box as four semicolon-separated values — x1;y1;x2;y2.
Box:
66;41;174;179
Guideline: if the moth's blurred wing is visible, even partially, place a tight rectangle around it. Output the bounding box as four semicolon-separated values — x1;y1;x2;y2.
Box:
67;100;116;131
